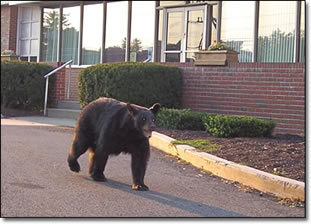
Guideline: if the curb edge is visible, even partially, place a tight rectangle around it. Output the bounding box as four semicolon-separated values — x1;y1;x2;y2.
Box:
150;131;305;201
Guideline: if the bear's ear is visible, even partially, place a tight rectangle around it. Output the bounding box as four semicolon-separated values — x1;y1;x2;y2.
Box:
149;103;161;115
127;103;138;116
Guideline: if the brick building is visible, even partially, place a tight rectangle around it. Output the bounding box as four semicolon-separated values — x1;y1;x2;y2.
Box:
0;1;306;135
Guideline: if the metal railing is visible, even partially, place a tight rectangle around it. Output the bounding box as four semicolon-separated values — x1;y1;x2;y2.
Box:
43;60;73;116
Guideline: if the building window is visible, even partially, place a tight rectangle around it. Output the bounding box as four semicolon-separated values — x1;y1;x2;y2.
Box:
41;8;59;62
221;1;255;62
299;2;305;62
130;1;155;62
82;3;103;65
18;6;40;62
211;4;217;44
257;1;296;62
104;1;127;62
61;6;80;65
156;10;163;62
185;8;205;62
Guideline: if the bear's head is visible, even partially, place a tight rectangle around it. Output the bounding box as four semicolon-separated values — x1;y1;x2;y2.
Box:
127;103;161;138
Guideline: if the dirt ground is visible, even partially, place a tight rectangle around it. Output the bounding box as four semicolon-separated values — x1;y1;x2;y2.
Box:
156;128;305;183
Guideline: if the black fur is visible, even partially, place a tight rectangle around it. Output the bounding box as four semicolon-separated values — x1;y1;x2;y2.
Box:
67;97;160;191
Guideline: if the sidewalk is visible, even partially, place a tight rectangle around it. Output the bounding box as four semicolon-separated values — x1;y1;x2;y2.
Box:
2;116;77;128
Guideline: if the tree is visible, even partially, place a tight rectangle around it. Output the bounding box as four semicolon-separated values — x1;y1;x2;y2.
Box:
121;37;143;52
131;38;142;52
257;28;295;62
44;11;70;30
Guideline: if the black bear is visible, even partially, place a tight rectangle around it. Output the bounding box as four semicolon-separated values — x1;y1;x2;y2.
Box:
67;97;160;191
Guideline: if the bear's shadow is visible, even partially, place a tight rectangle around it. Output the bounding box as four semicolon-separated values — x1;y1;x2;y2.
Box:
82;176;243;217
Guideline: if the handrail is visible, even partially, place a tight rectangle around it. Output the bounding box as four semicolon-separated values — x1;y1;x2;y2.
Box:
44;60;73;78
43;60;73;116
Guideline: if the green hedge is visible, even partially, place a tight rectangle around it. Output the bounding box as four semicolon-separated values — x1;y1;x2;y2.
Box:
203;114;276;138
1;61;55;111
156;108;276;138
78;62;183;108
156;108;205;131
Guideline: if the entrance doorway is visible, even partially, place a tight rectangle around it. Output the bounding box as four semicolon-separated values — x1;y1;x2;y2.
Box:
161;6;207;62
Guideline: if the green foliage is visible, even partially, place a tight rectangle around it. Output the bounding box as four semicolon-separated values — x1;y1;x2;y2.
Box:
207;41;234;51
156;108;205;131
157;108;275;138
78;62;183;108
203;114;276;138
171;139;220;153
1;61;55;111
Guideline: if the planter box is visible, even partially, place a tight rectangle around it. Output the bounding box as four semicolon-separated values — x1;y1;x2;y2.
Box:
1;55;19;61
194;50;239;66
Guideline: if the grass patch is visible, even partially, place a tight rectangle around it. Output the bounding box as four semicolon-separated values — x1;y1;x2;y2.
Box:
171;139;220;153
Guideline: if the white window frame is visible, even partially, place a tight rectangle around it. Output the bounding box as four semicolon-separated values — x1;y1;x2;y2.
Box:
17;6;41;62
161;6;207;62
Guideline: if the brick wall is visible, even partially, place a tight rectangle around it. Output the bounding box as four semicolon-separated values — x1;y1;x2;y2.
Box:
1;5;18;53
65;67;82;101
9;6;18;53
164;62;305;136
56;62;305;135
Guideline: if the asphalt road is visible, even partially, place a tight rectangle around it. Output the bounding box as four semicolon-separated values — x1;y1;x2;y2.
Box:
1;118;305;217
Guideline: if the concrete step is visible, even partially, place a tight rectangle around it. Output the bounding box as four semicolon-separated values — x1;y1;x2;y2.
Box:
47;108;81;120
57;100;81;110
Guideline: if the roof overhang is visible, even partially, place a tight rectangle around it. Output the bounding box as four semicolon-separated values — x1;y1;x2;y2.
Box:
1;1;102;8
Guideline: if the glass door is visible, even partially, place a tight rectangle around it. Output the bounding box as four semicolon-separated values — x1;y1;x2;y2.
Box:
185;8;205;62
162;6;206;62
163;9;184;62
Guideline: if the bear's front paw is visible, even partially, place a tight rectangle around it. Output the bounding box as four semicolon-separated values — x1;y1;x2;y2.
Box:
132;184;149;191
68;160;80;173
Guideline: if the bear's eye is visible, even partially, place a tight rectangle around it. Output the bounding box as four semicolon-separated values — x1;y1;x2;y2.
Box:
142;117;146;121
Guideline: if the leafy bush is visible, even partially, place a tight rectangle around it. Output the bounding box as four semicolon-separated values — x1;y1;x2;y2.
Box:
78;62;183;108
156;108;275;138
203;114;276;138
156;108;205;131
207;41;234;51
1;61;55;111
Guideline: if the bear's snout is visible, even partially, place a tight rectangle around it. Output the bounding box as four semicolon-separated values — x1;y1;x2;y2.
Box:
142;122;156;138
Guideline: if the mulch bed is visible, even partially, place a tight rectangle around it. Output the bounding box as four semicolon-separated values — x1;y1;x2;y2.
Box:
156;128;305;182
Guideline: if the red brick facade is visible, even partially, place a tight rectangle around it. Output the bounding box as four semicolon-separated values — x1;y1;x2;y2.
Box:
65;67;82;101
54;62;305;136
1;5;18;53
165;62;305;136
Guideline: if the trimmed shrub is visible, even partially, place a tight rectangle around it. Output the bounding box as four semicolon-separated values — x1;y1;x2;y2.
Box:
156;108;205;131
203;114;276;138
1;61;55;111
78;62;183;108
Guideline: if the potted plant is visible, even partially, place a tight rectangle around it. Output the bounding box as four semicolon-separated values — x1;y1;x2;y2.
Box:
194;41;239;66
1;50;19;61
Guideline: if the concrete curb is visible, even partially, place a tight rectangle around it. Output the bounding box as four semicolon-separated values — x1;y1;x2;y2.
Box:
150;132;305;201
